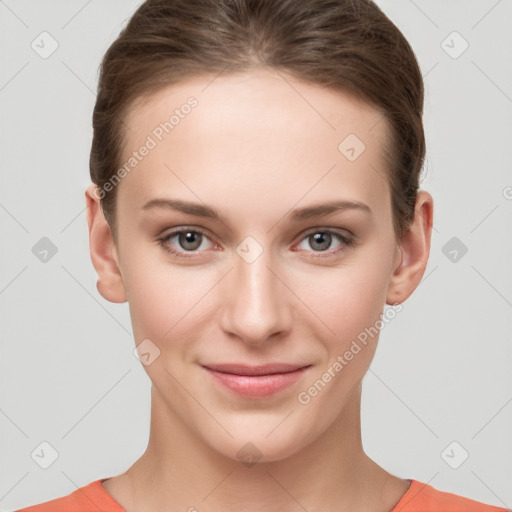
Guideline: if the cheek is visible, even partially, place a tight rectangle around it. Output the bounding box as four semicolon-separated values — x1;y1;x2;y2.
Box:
294;262;390;413
302;258;392;344
122;250;210;345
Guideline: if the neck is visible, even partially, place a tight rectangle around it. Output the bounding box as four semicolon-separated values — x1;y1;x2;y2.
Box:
110;383;405;512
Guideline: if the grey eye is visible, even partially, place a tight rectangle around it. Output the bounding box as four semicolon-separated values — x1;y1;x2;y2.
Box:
177;231;203;251
308;232;333;251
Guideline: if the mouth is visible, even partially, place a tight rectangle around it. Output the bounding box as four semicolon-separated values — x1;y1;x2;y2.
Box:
201;363;312;398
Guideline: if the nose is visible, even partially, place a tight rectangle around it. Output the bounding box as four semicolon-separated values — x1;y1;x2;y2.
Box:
219;245;293;346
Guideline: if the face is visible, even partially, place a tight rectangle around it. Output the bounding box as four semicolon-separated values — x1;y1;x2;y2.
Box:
107;68;404;462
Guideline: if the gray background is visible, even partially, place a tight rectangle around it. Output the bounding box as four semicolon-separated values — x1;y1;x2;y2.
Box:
1;0;511;510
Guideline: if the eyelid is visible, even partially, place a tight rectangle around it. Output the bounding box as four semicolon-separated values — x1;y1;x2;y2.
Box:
298;226;354;241
159;225;214;241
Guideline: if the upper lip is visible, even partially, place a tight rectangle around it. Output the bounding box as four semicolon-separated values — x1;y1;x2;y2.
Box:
202;363;310;376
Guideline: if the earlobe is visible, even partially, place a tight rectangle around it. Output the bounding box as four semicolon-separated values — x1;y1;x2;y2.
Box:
85;184;127;304
386;190;434;305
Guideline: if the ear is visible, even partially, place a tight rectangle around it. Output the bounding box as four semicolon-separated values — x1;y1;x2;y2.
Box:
85;184;127;303
386;190;434;305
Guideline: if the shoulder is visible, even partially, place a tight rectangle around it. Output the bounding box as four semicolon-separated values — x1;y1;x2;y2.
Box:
392;479;510;512
15;479;125;512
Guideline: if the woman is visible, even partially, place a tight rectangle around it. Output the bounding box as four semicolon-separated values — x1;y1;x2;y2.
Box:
17;0;509;510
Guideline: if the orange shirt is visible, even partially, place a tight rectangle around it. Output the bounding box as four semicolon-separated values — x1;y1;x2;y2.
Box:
16;478;510;511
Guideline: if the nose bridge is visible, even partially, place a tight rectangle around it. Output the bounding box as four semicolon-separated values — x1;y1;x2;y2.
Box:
220;241;291;343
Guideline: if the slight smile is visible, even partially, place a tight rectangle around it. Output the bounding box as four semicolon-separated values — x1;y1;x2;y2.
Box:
202;363;312;398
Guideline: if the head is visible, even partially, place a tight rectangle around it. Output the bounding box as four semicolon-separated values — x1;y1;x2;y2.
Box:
86;0;433;463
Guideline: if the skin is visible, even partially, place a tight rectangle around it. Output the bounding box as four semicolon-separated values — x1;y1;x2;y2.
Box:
85;67;433;512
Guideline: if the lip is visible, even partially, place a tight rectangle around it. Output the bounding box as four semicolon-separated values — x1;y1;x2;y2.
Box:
202;363;311;398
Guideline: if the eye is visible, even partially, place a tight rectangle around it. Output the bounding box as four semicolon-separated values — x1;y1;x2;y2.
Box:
295;229;355;256
157;227;356;259
157;228;215;257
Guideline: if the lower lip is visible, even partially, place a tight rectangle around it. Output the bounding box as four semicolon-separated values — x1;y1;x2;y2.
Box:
204;366;310;398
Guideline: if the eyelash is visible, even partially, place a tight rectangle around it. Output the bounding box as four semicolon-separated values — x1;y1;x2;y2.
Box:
157;227;356;259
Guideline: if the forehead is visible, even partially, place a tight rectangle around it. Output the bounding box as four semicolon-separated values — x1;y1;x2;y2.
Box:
124;67;387;145
118;68;391;218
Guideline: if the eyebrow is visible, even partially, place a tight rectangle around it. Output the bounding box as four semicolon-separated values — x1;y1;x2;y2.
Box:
141;198;372;222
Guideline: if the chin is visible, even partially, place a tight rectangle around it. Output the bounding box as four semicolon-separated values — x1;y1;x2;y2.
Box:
202;415;318;466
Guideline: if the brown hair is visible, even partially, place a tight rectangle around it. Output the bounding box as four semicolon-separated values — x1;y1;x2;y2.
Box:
90;0;425;242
